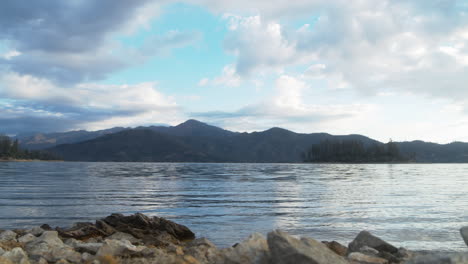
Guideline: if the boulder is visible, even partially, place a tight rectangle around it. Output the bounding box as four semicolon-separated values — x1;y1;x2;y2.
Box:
0;256;14;264
217;233;269;264
108;232;141;244
102;213;195;241
267;230;348;264
359;246;379;256
0;247;4;255
348;252;388;264
0;231;17;242
96;239;145;257
18;234;36;244
323;241;348;256
184;238;219;263
460;227;468;247
29;227;44;237
25;231;64;255
57;222;108;240
2;247;30;264
348;231;397;254
43;247;81;263
75;242;103;254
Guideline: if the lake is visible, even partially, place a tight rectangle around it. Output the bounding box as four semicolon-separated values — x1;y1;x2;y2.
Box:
0;162;467;251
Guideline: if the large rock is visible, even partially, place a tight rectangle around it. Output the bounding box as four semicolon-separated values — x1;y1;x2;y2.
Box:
28;227;44;237
323;241;348;256
184;237;219;263
96;239;145;257
348;231;397;254
267;230;348;264
57;222;108;240
2;247;30;264
460;226;468;247
0;231;17;242
217;233;269;264
18;234;36;244
24;231;81;263
348;252;388;264
102;213;195;242
108;232;141;244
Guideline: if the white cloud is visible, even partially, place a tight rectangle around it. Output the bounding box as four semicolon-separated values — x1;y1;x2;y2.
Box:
198;64;241;87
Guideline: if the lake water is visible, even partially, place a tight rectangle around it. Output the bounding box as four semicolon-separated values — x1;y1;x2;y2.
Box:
0;162;467;251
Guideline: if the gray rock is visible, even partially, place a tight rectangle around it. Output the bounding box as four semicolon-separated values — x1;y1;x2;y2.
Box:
76;242;103;254
348;252;388;264
359;246;379;256
348;231;397;254
96;239;145;256
460;227;468;247
24;230;80;263
0;256;14;264
108;231;141;244
2;247;30;264
25;231;64;256
29;227;44;237
0;230;17;242
267;230;348;264
405;253;468;264
185;237;219;263
0;247;5;255
18;234;36;244
81;252;93;262
217;233;269;264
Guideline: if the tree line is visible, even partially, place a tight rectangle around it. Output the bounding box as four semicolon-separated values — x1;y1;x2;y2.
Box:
0;135;58;160
303;139;413;163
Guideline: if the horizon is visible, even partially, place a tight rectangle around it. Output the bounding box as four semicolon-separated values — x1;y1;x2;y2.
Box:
1;1;468;143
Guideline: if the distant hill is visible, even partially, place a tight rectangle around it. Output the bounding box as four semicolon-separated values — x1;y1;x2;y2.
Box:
20;119;468;163
397;140;468;163
16;127;130;150
48;120;381;162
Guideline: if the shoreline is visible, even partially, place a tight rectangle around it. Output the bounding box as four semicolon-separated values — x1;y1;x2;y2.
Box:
0;213;466;264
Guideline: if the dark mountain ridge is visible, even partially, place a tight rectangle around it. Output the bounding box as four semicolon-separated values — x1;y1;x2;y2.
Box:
19;119;468;163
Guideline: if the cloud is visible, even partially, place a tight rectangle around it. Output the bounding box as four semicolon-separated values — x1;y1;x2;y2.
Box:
0;72;185;134
201;0;468;104
0;0;200;84
198;64;241;87
192;75;370;131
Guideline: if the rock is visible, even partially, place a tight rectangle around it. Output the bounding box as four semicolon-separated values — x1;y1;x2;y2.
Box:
2;247;30;264
55;259;70;264
39;224;52;231
348;252;388;264
0;231;17;242
0;247;4;255
0;256;14;264
76;242;103;254
267;230;348;264
25;231;64;255
359;246;379;256
184;238;219;263
108;232;141;244
44;247;81;263
323;241;348;256
348;231;398;254
81;252;93;262
24;230;81;263
216;233;269;264
18;234;36;244
460;226;468;247
377;251;400;263
57;222;108;240
405;253;468;264
96;239;145;257
102;213;195;241
29;227;44;237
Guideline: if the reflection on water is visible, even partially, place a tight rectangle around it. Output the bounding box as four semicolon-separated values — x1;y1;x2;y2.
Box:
0;162;467;251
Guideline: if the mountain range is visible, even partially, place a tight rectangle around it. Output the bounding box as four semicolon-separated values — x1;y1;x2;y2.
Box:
15;120;468;163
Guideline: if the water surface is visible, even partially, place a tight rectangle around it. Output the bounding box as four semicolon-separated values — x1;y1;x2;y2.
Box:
0;162;467;251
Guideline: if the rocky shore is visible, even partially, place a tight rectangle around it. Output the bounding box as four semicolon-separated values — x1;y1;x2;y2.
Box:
0;213;467;264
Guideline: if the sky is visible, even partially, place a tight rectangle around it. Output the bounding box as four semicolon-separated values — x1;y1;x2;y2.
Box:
0;0;468;143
